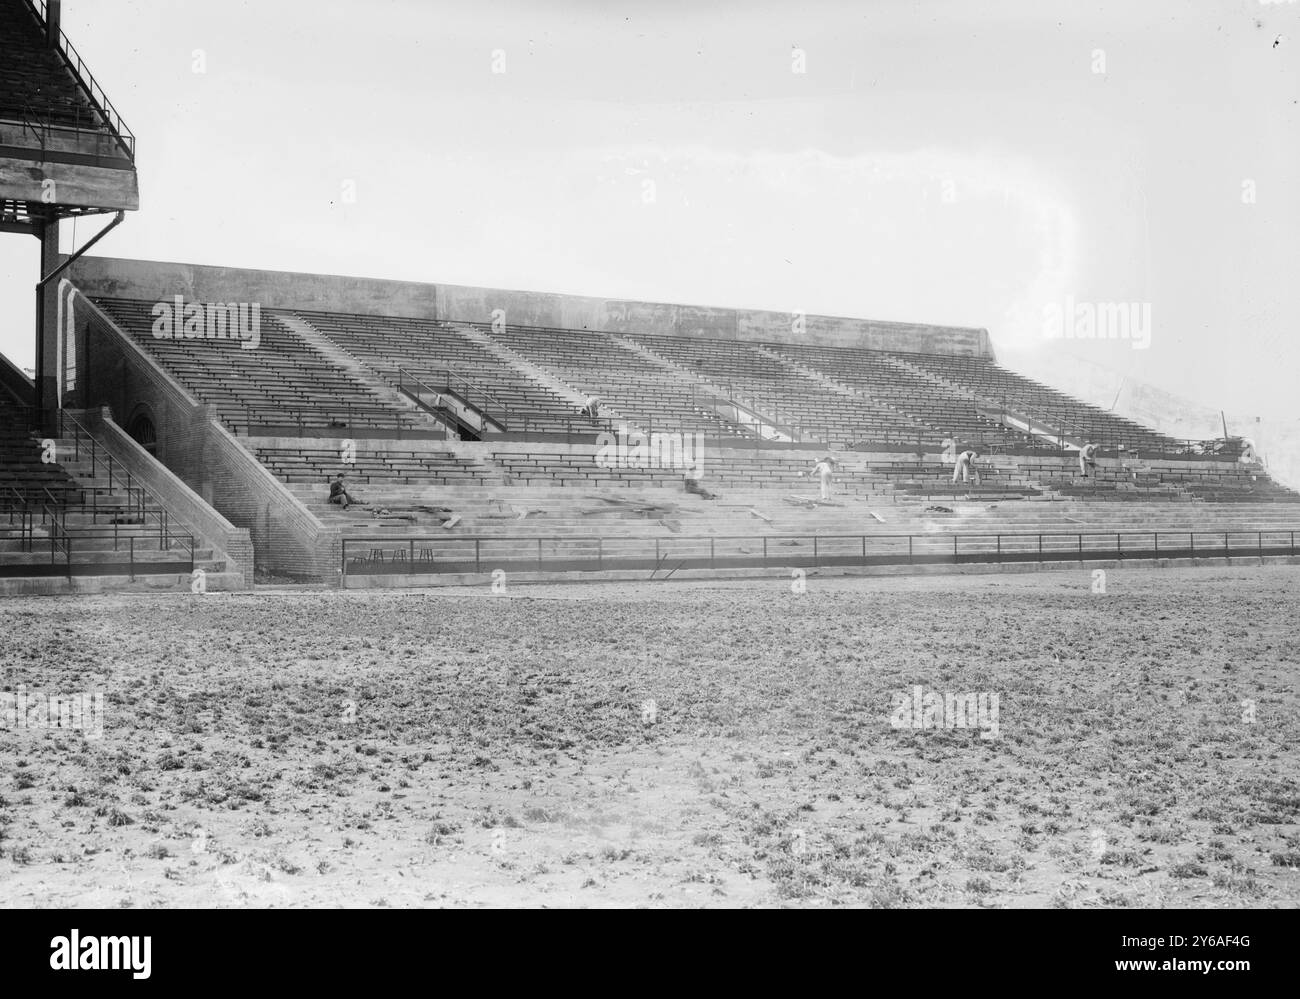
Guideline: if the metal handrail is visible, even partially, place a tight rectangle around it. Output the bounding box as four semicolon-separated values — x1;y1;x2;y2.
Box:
39;485;71;532
413;364;508;420
1;521;196;574
443;365;506;417
690;379;813;443
345;528;1300;544
40;500;69;569
1;485;33;544
396;364;509;430
0;456;198;559
13;98;119;158
341;527;1300;580
56;411;189;548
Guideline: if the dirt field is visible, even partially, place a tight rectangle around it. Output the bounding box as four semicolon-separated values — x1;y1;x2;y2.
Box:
1;565;1297;908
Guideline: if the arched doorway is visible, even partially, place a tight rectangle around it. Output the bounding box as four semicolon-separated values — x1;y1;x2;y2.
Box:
127;411;158;456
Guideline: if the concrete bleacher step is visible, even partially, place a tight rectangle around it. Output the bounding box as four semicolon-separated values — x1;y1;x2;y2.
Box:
0;548;215;565
276;312;448;433
0;569;243;596
318;485;1300;544
93;298;431;437
0;536;210;553
754;343;931;440
452;322;591;409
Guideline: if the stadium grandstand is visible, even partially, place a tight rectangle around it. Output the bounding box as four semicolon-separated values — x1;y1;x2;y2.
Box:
1;0;1297;594
2;249;1293;592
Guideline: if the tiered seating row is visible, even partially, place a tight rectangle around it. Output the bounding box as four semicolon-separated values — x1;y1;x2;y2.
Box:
625;334;929;447
95;299;426;434
1013;457;1298;502
252;445;495;486
905;353;1178;450
289;311;585;433
865;458;1043;499
483;451;1041;498
84;298;1300;512
492;452;684;488
472;322;753;439
767;342;1033;451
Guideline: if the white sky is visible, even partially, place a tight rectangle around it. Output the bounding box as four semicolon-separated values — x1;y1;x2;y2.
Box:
1;0;1296;418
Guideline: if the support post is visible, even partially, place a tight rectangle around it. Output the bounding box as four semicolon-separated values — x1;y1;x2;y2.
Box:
47;0;62;45
34;219;60;435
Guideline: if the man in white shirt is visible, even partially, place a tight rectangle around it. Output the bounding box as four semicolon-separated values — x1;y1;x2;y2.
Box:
1078;442;1100;478
952;449;978;484
810;456;836;500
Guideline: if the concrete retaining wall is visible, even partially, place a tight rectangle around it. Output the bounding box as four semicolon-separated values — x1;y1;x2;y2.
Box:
64;255;993;357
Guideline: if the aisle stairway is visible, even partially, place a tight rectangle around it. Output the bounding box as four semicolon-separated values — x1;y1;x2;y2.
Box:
0;394;241;590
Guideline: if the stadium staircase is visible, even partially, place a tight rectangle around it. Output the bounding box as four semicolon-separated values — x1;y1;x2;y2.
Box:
0;393;244;592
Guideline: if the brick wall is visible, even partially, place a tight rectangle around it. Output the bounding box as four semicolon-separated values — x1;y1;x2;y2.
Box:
78;406;256;588
67;288;209;483
204;422;341;580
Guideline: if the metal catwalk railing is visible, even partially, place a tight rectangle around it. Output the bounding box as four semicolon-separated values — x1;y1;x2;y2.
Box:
21;0;135;159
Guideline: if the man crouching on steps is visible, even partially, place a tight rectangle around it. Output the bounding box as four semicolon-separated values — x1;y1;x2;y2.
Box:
328;473;360;510
1078;441;1100;478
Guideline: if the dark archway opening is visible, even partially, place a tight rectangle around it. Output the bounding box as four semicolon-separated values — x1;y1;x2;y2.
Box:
128;411;157;456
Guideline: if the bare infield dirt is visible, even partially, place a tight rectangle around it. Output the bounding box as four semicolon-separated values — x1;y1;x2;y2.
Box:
0;565;1297;908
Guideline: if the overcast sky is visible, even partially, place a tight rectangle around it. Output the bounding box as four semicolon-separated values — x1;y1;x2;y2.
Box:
1;0;1296;418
